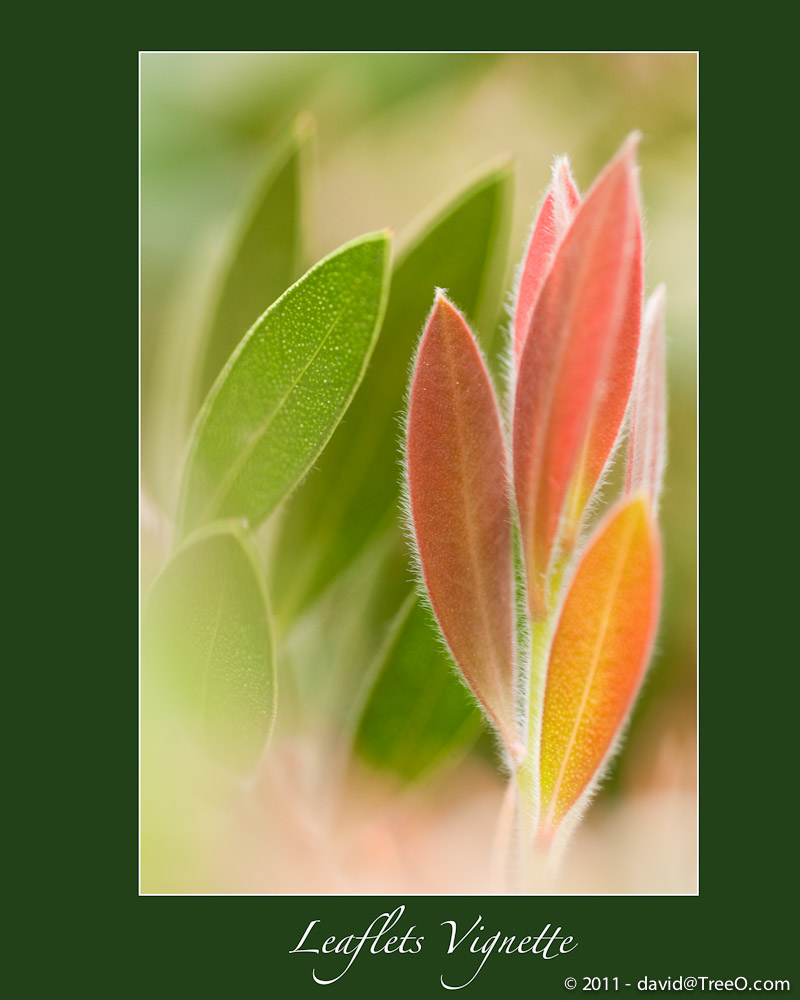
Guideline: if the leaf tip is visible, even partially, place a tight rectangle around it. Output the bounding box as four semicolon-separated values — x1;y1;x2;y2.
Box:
551;154;576;190
651;281;667;309
494;152;516;175
430;288;465;327
356;228;394;252
622;129;642;157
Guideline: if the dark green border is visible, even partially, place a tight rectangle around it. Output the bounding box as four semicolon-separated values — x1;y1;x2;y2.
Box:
123;45;790;996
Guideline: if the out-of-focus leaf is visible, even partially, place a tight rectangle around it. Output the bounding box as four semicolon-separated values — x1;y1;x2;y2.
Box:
280;528;412;728
538;495;661;840
143;236;225;512
407;294;519;756
177;230;392;539
142;521;276;773
513;136;643;619
144;116;313;514
513;157;580;365
192;113;314;413
626;284;667;510
354;595;483;784
269;161;513;624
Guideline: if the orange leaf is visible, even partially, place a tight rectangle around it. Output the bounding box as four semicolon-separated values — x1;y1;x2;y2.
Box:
538;494;661;840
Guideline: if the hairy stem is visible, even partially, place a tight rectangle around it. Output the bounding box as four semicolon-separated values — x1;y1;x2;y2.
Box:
515;613;557;884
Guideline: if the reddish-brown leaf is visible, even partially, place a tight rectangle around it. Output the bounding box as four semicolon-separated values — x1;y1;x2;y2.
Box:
513;136;643;618
407;293;519;756
538;494;661;840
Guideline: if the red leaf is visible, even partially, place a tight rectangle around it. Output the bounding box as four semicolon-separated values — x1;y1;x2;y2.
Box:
513;136;644;618
537;494;661;840
407;293;519;756
513;157;580;365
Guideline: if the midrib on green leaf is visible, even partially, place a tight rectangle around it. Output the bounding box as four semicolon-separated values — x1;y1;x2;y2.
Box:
194;284;359;528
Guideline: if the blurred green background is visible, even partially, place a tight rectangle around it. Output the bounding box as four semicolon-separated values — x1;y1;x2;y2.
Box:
141;52;696;814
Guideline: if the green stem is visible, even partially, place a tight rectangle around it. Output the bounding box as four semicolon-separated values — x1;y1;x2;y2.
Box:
513;550;572;888
515;614;556;871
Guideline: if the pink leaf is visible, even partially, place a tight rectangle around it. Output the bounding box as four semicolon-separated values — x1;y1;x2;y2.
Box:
513;157;580;365
513;135;644;619
626;284;667;510
407;293;519;757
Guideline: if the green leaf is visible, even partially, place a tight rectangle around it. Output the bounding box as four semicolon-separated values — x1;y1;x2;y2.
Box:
269;161;514;623
144;115;313;513
142;522;276;773
192;113;315;413
279;529;412;727
177;230;393;539
354;596;484;784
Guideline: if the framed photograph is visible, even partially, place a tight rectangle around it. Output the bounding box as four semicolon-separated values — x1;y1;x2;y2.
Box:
140;51;697;901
